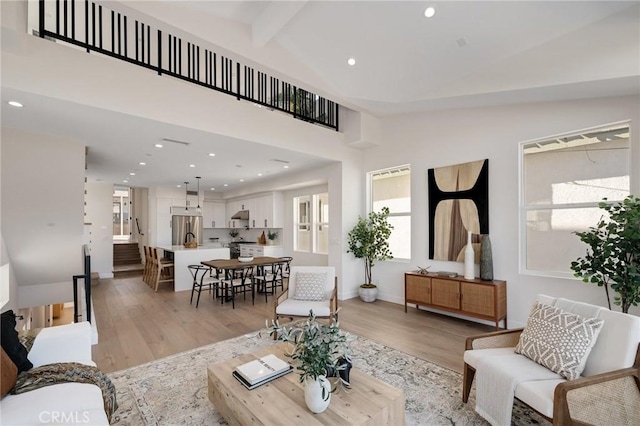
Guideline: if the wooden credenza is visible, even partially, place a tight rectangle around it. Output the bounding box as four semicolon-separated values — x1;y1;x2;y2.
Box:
404;272;507;329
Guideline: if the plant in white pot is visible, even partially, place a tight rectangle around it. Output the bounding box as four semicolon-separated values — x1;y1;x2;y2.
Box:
267;230;278;245
347;207;394;302
266;311;351;414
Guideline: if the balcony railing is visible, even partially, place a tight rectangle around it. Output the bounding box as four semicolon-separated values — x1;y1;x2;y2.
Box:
37;0;339;131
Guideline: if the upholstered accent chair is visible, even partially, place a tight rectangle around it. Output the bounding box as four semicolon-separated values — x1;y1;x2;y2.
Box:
273;266;338;328
463;294;640;425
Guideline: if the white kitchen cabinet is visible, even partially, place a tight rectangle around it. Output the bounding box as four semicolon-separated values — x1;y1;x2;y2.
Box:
240;245;283;258
256;193;284;228
203;200;226;228
156;198;173;246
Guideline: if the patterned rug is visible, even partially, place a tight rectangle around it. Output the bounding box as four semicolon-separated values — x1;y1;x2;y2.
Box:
108;330;549;425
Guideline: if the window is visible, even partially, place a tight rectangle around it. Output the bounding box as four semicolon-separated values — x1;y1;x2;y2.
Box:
369;165;411;260
520;123;630;277
294;193;329;254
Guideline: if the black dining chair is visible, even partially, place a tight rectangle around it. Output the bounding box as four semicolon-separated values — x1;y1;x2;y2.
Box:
221;265;255;309
254;261;285;303
188;264;220;308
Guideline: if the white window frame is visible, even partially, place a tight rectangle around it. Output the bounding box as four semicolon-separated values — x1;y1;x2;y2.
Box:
518;121;631;279
367;165;411;262
293;192;329;254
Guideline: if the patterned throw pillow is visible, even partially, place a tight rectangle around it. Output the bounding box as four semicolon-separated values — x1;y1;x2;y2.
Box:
515;302;604;380
293;272;327;301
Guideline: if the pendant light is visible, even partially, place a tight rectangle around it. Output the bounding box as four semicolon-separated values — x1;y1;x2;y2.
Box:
184;181;189;211
196;176;202;213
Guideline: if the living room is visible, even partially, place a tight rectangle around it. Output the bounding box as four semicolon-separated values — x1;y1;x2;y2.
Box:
2;1;639;424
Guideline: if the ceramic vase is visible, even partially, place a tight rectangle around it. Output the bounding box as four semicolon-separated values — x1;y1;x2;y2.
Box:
464;231;475;280
480;234;494;281
304;376;331;413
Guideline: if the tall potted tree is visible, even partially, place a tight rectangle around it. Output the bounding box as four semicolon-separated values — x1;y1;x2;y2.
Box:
570;195;640;313
347;207;394;302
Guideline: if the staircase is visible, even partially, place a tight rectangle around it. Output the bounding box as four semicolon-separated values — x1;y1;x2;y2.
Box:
113;242;144;278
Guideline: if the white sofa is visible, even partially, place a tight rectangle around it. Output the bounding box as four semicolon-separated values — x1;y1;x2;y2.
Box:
1;322;109;425
463;294;640;425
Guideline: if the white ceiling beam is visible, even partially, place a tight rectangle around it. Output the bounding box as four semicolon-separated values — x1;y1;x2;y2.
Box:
251;1;308;48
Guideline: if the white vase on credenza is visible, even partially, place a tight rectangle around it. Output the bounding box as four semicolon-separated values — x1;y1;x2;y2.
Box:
304;375;331;413
464;231;475;280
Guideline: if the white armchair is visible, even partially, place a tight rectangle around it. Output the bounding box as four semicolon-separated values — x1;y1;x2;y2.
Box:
273;266;338;325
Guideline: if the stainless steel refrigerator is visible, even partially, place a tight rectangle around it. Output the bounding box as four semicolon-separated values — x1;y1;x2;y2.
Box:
171;215;203;246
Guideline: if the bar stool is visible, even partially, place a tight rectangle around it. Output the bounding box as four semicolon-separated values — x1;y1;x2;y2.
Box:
188;265;220;308
153;247;174;292
143;246;154;285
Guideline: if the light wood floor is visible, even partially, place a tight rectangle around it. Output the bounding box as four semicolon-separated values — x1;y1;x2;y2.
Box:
91;276;493;374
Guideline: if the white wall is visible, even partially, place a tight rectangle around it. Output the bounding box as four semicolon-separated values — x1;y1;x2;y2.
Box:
84;182;114;278
1;235;19;312
1;127;85;308
364;95;640;327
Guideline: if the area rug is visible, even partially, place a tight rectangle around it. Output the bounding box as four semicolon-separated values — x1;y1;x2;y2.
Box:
108;330;549;425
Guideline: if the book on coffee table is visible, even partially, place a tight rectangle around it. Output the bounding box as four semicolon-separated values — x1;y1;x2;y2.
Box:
232;367;292;390
234;354;292;386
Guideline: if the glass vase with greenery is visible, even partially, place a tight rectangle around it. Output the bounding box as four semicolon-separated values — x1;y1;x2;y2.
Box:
347;207;394;288
570;195;640;313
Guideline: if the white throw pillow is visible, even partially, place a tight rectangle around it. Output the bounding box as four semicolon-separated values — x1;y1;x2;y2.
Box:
515;301;604;380
293;272;327;301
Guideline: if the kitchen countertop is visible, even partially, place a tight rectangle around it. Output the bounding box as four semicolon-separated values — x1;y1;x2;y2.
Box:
161;243;227;251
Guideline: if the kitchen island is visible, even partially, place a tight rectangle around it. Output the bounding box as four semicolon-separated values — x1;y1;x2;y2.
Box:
159;244;230;292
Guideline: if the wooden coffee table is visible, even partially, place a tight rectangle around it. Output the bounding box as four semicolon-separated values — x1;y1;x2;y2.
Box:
207;342;405;425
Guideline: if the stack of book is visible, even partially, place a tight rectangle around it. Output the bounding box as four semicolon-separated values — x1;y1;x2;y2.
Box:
233;354;293;390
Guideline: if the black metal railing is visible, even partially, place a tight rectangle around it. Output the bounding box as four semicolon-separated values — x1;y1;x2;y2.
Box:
37;0;339;131
72;244;91;323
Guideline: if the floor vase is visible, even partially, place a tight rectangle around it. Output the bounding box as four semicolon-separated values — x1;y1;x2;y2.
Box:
480;235;493;281
304;376;331;413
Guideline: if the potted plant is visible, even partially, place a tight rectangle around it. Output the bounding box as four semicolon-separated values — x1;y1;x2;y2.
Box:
267;230;278;245
266;311;351;414
347;207;394;302
570;195;640;313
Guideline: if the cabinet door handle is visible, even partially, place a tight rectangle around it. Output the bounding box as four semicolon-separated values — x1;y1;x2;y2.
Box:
264;219;267;227
252;220;255;228
212;221;215;228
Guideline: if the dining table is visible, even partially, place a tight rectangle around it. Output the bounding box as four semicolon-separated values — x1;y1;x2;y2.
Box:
201;257;286;303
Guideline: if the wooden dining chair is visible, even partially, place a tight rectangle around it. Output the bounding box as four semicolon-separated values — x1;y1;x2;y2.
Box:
143;246;154;286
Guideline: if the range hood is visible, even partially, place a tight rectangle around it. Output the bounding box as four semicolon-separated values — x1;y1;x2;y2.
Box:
231;210;250;220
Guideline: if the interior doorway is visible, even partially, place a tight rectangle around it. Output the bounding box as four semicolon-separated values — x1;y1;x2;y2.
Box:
113;186;130;241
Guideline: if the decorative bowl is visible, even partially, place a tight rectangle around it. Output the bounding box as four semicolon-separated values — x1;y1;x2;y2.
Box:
238;256;254;263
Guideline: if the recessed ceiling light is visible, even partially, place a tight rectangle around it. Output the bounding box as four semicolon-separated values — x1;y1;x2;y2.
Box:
240;179;244;182
123;180;129;183
210;187;215;191
176;184;181;188
155;143;163;148
8;101;23;108
189;164;196;168
139;162;146;166
283;165;290;169
129;172;135;176
347;58;356;66
257;173;263;177
208;153;216;157
223;184;228;187
424;7;435;18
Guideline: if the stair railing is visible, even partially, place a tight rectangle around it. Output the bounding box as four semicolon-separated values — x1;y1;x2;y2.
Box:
72;244;91;323
37;0;339;131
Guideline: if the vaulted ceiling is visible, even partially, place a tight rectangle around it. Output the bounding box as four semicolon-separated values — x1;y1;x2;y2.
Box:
2;1;639;191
